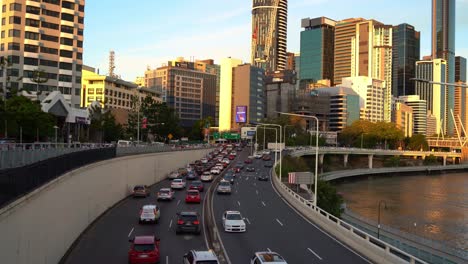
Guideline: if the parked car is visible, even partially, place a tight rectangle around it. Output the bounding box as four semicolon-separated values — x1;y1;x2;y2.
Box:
157;188;175;201
128;235;160;264
133;185;150;197
250;252;287;264
222;211;246;232
185;190;201;203
183;250;219;264
217;180;232;194
201;171;213;182
176;212;201;235
139;205;160;224
171;178;186;189
189;180;204;192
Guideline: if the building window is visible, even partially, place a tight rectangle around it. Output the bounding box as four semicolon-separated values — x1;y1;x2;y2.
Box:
77;28;83;36
61;13;74;22
8;42;20;51
41;33;59;42
1;18;5;26
0;31;4;38
9;16;21;24
77;53;82;60
78;17;84;24
0;43;4;51
25;18;40;27
42;0;60;5
24;57;38;66
62;1;75;10
79;5;84;12
26;5;40;15
77;40;83;48
75;88;80;96
76;64;82;72
42;8;59;18
24;31;39;40
39;59;58;67
40;46;58;55
59;62;72;70
59;74;72;82
7;55;20;64
75;76;81;84
41;21;59;30
9;3;22;12
60;37;73;46
8;29;21;38
60;25;74;34
2;5;5;13
60;50;73;58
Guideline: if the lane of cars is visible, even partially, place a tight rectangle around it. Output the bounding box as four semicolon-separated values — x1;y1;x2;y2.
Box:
64;143;243;264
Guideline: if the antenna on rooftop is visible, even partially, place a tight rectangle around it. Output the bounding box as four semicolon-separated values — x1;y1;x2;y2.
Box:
109;50;116;77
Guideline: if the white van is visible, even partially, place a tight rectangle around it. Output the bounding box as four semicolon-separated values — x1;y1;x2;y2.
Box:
117;140;132;147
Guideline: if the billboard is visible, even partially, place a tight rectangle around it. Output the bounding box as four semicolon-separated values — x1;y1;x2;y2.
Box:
235;106;247;123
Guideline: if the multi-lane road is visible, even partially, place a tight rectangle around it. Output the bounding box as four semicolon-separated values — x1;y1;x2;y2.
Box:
64;146;371;263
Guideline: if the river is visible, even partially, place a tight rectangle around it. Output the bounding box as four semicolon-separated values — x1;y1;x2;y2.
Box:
334;172;468;252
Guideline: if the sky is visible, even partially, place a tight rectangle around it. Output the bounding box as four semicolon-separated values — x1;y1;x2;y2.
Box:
83;0;468;81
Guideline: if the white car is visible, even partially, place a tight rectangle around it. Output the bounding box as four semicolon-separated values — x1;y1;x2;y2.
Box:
222;158;230;164
250;252;287;264
211;167;220;175
139;205;160;224
222;211;246;232
201;158;208;164
168;171;180;179
157;188;175;200
254;152;262;159
230;151;237;156
262;150;271;155
201;171;213;182
171;178;186;189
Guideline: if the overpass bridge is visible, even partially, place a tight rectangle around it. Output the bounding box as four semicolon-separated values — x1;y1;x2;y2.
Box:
290;147;464;168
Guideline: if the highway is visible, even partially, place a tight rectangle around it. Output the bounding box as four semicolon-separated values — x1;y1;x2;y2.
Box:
63;167;213;263
213;149;371;264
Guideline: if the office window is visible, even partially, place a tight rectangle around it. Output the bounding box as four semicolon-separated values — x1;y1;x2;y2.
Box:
8;29;20;38
42;9;59;18
9;3;22;12
79;5;84;12
59;62;72;70
25;18;40;27
41;33;59;42
77;40;83;48
9;16;21;24
2;5;5;13
61;25;74;34
75;88;80;96
43;0;60;5
60;50;73;58
60;37;73;46
40;46;58;55
26;5;40;15
39;59;58;67
62;1;75;10
75;76;81;84
7;55;20;64
77;52;82;60
25;31;39;40
41;21;59;30
78;17;84;24
59;74;72;82
61;13;74;22
24;44;38;52
77;28;83;36
24;57;39;66
8;42;20;51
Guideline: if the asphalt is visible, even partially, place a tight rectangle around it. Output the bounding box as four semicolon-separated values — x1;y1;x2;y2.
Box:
213;149;372;264
63;167;217;263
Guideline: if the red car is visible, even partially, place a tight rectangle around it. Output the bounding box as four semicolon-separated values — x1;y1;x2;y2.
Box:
128;235;160;264
228;154;235;160
244;158;253;164
185;190;201;203
188;180;204;192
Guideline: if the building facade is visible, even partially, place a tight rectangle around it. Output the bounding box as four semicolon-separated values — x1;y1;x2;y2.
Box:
400;95;427;135
231;64;265;130
415;59;448;135
392;23;421;97
265;70;296;119
342;76;385;122
455;56;466;82
251;0;287;73
392;101;413;137
0;0;85;108
300;17;335;86
219;58;242;131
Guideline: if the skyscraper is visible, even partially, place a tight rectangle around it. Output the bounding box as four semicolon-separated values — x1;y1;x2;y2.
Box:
0;0;85;108
219;58;242;131
432;0;455;135
392;23;421;97
400;95;428;135
300;17;335;85
455;56;466;82
251;0;287;73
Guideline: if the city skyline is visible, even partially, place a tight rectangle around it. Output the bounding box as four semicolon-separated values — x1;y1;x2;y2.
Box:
83;0;468;81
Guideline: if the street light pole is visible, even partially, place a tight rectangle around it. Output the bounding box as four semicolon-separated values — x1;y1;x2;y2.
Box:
377;200;387;239
54;125;58;144
258;123;282;180
277;112;319;207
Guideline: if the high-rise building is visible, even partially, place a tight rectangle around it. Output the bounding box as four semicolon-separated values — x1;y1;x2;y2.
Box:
454;81;467;136
231;64;265;130
400;95;428;135
251;0;287;73
455;56;466;82
350;20;393;122
0;0;85;108
286;52;295;71
145;58;217;128
342;76;385;122
392;23;421;97
392;100;413;137
415;59;447;135
432;0;456;135
427;111;438;136
300;17;335;85
265;70;296;119
219;58;242;131
333;18;366;85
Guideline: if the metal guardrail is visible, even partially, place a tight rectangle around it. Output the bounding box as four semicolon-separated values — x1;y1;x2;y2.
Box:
116;144;213;156
271;165;427;264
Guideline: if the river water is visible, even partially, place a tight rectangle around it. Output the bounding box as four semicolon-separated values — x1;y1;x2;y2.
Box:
334;172;468;252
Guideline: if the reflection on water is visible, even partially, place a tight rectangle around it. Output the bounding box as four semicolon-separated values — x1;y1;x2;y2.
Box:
335;172;468;251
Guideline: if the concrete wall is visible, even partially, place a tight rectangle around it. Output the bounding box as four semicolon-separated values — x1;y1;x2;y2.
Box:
0;148;212;264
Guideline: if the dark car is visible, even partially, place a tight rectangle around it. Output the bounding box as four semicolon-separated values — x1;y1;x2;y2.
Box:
264;161;273;168
257;175;269;181
246;166;255;172
186;172;198;180
189;180;204;192
244;158;253;164
262;155;271;161
223;175;234;184
176;212;201;235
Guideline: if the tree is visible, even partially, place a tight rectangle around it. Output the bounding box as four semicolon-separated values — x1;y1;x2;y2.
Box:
88;104;122;142
339;120;404;149
317;180;344;218
406;134;428;151
189;116;214;141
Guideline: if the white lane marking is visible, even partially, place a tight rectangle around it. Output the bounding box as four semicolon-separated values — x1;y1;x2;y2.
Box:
166;255;169;264
237;201;241;207
307;248;323;260
128;227;134;237
177;200;181;206
245;218;251;224
267;248;272;252
261;201;266;207
256;190;259;195
169;219;173;229
276;218;283;226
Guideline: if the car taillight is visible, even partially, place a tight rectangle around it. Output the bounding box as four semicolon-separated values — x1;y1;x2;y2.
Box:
193;220;200;225
177;220;184;225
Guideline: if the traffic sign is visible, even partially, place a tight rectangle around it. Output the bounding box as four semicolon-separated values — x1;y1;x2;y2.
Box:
222;133;240;140
213;132;220;139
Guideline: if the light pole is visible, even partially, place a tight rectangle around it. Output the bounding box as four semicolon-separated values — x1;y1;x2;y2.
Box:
377;200;387;239
262;127;277;163
277;112;319;207
53;125;59;144
136;96;141;144
258;123;282;180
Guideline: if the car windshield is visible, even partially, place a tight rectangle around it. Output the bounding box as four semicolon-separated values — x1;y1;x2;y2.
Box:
219;182;230;187
188;191;198;195
134;186;144;190
259;253;284;261
192;181;202;186
133;243;155;252
226;213;242;220
180;215;198;221
173;179;182;183
224;176;232;180
195;261;218;264
160;190;170;194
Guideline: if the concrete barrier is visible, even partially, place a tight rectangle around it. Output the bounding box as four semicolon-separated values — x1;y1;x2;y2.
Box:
0;148;212;264
271;166;427;264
